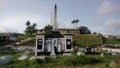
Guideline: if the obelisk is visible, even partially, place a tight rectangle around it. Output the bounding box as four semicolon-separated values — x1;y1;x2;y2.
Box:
52;4;58;31
50;4;58;58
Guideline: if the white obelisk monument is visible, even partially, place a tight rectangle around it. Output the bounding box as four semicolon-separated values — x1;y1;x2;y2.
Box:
50;4;58;58
52;4;58;31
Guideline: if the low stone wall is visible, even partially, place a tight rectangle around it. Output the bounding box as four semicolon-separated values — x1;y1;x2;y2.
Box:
78;47;101;53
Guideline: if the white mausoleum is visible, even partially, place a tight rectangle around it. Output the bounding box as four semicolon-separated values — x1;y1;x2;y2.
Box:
35;4;73;56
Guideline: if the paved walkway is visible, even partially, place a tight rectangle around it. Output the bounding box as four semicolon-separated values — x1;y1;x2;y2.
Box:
102;48;120;53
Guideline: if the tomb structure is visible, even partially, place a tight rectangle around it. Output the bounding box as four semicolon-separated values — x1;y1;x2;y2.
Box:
35;4;73;56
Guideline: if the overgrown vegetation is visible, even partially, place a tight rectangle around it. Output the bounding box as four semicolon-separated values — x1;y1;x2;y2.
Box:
1;54;119;68
44;25;52;35
73;34;103;47
73;34;120;47
16;34;36;46
17;35;30;41
17;38;36;46
0;52;21;59
103;37;120;44
0;41;14;46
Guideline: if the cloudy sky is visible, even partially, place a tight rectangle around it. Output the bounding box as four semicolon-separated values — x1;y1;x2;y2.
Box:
0;0;120;35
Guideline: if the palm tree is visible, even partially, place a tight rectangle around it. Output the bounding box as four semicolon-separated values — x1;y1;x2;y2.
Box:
75;19;79;28
32;23;37;28
26;21;31;27
71;20;75;28
71;19;79;28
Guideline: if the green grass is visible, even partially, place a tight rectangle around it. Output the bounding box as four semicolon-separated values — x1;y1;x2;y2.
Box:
17;39;36;46
0;52;22;59
104;38;120;44
73;34;120;45
17;35;34;41
1;54;118;68
0;41;14;46
16;35;36;46
56;55;104;65
0;48;22;59
73;34;103;47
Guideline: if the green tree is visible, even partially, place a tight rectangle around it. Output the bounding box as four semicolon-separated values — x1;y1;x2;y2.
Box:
93;32;97;34
31;23;37;34
44;25;52;34
24;21;37;36
78;26;91;34
26;21;31;27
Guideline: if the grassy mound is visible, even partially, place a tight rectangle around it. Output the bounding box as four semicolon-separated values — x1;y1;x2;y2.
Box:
73;34;103;47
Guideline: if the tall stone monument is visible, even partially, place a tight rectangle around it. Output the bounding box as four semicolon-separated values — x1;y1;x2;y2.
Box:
50;4;58;58
52;4;58;31
35;4;73;57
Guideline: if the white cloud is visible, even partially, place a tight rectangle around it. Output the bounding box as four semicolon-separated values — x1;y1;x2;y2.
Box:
104;19;120;35
98;1;120;14
91;19;120;35
0;14;49;33
0;16;25;33
0;0;53;33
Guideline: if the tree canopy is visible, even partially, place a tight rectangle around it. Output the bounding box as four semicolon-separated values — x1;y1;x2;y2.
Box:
24;21;37;36
71;19;79;28
44;25;52;35
78;26;91;34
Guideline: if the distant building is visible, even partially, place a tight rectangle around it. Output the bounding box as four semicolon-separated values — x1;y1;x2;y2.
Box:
115;36;120;39
103;35;116;38
58;28;80;34
103;34;120;39
37;28;80;35
0;33;23;41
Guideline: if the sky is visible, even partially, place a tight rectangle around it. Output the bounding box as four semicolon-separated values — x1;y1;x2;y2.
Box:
0;0;120;35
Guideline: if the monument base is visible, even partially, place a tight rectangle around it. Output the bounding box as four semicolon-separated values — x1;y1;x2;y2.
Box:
50;55;56;58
